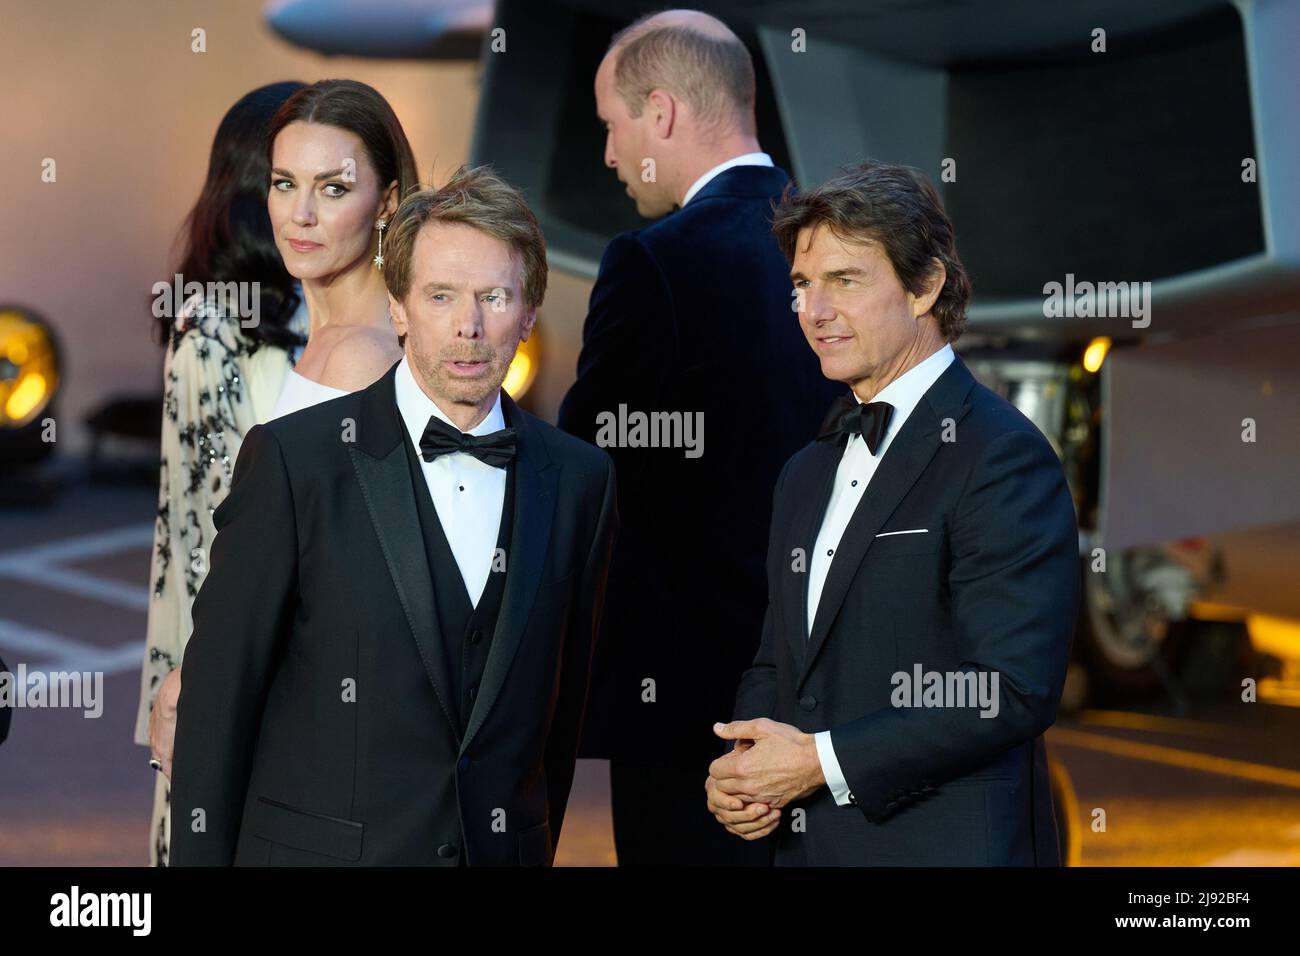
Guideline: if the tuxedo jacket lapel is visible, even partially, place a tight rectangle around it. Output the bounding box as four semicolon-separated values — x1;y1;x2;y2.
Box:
785;441;841;672
349;370;561;752
348;362;460;734
461;392;558;752
799;358;978;687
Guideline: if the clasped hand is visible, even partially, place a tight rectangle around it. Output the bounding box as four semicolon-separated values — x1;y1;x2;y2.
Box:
704;717;825;840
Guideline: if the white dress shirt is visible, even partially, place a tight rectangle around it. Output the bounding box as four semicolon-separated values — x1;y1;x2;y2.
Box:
680;151;774;207
810;344;956;806
393;356;507;607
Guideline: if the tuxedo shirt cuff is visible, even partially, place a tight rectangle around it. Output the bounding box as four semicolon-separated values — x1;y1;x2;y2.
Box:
815;730;854;806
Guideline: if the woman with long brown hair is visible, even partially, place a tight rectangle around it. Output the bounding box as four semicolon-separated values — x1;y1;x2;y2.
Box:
262;79;418;417
137;79;419;865
136;80;307;866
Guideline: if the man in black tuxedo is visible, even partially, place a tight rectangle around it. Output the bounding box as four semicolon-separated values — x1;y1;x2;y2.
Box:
170;167;617;866
558;10;842;865
707;161;1079;865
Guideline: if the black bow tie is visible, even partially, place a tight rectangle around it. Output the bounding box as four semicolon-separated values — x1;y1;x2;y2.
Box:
419;415;517;468
817;393;895;456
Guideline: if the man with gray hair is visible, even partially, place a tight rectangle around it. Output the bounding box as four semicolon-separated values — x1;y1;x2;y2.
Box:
559;9;842;865
171;166;617;866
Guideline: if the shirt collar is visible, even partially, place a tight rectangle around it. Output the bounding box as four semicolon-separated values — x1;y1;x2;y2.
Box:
854;343;956;441
681;152;774;207
394;355;505;450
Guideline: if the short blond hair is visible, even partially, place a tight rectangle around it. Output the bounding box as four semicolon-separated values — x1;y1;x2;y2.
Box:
609;12;755;136
383;165;547;311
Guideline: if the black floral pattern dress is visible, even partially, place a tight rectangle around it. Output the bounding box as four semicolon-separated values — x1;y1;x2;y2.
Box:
134;293;305;866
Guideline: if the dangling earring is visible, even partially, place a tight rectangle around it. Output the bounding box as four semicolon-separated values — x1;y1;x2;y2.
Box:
373;218;387;270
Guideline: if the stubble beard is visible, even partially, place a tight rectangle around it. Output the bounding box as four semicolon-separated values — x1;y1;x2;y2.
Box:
411;339;514;409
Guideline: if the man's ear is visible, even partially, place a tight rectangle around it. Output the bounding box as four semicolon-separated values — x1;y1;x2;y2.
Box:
647;88;676;139
913;257;946;319
388;292;408;337
519;307;538;342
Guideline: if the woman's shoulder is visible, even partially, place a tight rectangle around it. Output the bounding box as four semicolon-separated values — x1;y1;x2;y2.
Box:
315;324;403;392
164;294;297;421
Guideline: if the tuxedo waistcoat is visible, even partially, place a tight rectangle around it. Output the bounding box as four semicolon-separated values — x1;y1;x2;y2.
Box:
399;409;515;738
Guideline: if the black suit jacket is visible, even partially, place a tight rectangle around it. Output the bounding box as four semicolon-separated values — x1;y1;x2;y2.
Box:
734;355;1079;865
170;362;617;866
559;165;844;766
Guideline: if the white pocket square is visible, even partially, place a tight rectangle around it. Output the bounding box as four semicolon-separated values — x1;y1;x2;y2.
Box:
876;528;928;537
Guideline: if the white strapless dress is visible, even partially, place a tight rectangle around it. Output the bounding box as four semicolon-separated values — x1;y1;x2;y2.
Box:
268;368;350;420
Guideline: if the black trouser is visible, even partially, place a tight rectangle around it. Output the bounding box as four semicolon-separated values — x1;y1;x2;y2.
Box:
609;759;775;867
